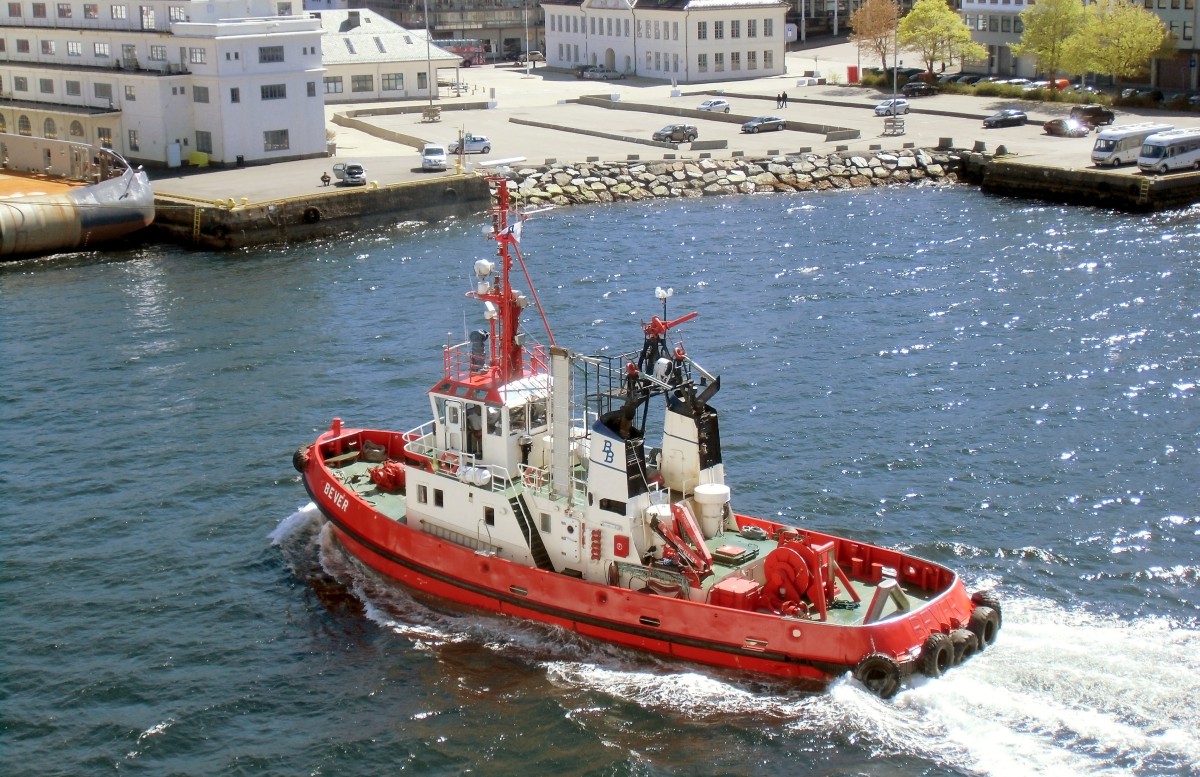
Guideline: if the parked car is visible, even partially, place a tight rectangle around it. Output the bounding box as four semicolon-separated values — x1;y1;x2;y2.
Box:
582;66;624;80
573;65;595;79
874;98;910;116
449;133;492;154
519;50;545;63
956;74;984;84
982;109;1027;128
938;73;961;84
332;161;366;186
1043;118;1090;137
697;98;731;113
1069;104;1116;127
741;116;786;133
901;82;938;97
652;124;698;142
421;144;448;171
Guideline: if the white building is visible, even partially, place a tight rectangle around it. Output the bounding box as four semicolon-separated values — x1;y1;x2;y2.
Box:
0;1;458;168
961;0;1198;91
540;0;789;84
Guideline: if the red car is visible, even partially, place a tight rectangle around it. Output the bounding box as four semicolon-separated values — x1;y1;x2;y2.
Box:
1043;118;1090;138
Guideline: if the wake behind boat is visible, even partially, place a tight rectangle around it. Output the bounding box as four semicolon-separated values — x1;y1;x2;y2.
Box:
292;174;1001;698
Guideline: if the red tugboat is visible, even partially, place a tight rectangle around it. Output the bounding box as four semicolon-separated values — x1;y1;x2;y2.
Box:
292;175;1000;698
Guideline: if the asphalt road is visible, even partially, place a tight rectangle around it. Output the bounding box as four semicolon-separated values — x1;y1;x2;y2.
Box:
150;44;1194;204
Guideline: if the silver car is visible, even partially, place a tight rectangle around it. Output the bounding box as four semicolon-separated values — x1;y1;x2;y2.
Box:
697;99;731;113
449;133;492;154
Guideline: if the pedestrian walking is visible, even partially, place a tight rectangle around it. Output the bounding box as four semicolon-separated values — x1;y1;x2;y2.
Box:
776;93;782;108
782;92;789;108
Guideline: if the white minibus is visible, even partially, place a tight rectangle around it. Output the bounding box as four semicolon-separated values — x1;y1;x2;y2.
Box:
1137;127;1200;173
1091;122;1175;166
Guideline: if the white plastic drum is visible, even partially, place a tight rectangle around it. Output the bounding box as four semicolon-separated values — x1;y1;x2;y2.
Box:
693;483;731;538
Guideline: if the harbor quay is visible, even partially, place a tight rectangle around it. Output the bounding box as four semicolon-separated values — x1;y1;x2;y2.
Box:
146;43;1200;249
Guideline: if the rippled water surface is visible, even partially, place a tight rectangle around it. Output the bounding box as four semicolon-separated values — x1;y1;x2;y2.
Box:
3;186;1199;776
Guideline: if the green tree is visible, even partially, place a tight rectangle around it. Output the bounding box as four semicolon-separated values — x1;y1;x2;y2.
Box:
898;0;987;75
1010;0;1088;81
1079;0;1175;83
849;0;900;70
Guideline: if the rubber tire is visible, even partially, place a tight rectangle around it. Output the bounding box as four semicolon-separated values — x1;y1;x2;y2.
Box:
853;652;902;699
950;628;978;665
920;633;954;678
751;126;758;133
971;590;1003;627
723;108;730;113
969;605;1001;650
482;145;491;153
778;124;786;131
292;446;309;473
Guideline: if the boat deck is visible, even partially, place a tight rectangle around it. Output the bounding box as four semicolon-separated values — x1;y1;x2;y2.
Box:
0;171;82;199
325;458;938;625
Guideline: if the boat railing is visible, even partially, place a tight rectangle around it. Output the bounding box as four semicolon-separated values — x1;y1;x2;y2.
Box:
402;421;438;462
443;339;549;383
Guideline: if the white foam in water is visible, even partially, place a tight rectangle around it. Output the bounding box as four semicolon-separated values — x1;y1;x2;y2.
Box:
287;512;1200;775
268;502;321;545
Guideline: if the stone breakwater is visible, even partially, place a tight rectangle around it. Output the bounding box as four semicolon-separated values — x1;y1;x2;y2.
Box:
509;148;964;205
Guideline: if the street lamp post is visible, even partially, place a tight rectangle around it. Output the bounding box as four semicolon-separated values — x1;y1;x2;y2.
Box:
523;0;531;73
423;0;433;106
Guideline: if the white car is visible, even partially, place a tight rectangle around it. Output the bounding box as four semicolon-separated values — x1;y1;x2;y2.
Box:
874;98;911;116
697;99;731;113
421;144;447;171
449;133;492;154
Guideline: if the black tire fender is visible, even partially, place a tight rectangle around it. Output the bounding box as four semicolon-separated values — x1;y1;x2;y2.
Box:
971;590;1003;627
292;446;310;473
920;632;954;677
950;628;979;664
853;652;902;699
968;605;1001;650
302;206;321;224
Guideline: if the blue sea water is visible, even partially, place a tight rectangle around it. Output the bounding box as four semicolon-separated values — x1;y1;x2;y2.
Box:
2;184;1199;777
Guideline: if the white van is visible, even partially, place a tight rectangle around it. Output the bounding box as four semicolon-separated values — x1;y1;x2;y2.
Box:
1137;127;1200;173
421;144;448;171
1091;122;1174;166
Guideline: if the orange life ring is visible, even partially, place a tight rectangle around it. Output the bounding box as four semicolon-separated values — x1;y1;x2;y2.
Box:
522;466;544;489
440;451;459;474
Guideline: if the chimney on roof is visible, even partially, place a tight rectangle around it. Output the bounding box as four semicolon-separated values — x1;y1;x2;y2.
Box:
347;10;360;29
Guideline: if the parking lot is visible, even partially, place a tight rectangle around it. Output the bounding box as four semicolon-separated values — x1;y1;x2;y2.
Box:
151;44;1195;203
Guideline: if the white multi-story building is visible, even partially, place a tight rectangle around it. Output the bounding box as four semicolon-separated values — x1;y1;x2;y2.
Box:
0;1;458;167
961;0;1198;90
540;0;789;84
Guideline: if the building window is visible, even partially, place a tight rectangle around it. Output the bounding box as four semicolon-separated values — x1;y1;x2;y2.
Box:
417;71;428;91
715;21;724;39
307;81;315;97
731;51;740;70
70;120;84;137
31;2;45;16
382;73;404;91
764;18;773;37
196;130;212;153
277;1;291;13
44;118;58;138
698;53;707;72
97;127;112;147
14;76;28;91
149;45;166;61
124;85;135;100
66;80;80;95
16;39;29;53
1185;21;1194;39
127;129;139;151
84;3;97;17
94;82;112;100
18;115;32;135
259;45;284;63
715;52;724;71
56;2;70;16
673;21;678;40
169;5;185;20
1001;16;1011;31
39;78;53;94
264;129;289;151
351;75;373;92
697;21;707;39
188;47;205;64
261;83;286;99
748;19;757;37
323;76;343;94
764;49;773;69
748;50;757;69
139;5;153;27
41;40;55;55
111;3;125;18
7;2;19;16
230;87;240;103
94;42;110;57
193;85;209;103
731;20;740;38
654;19;660;39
